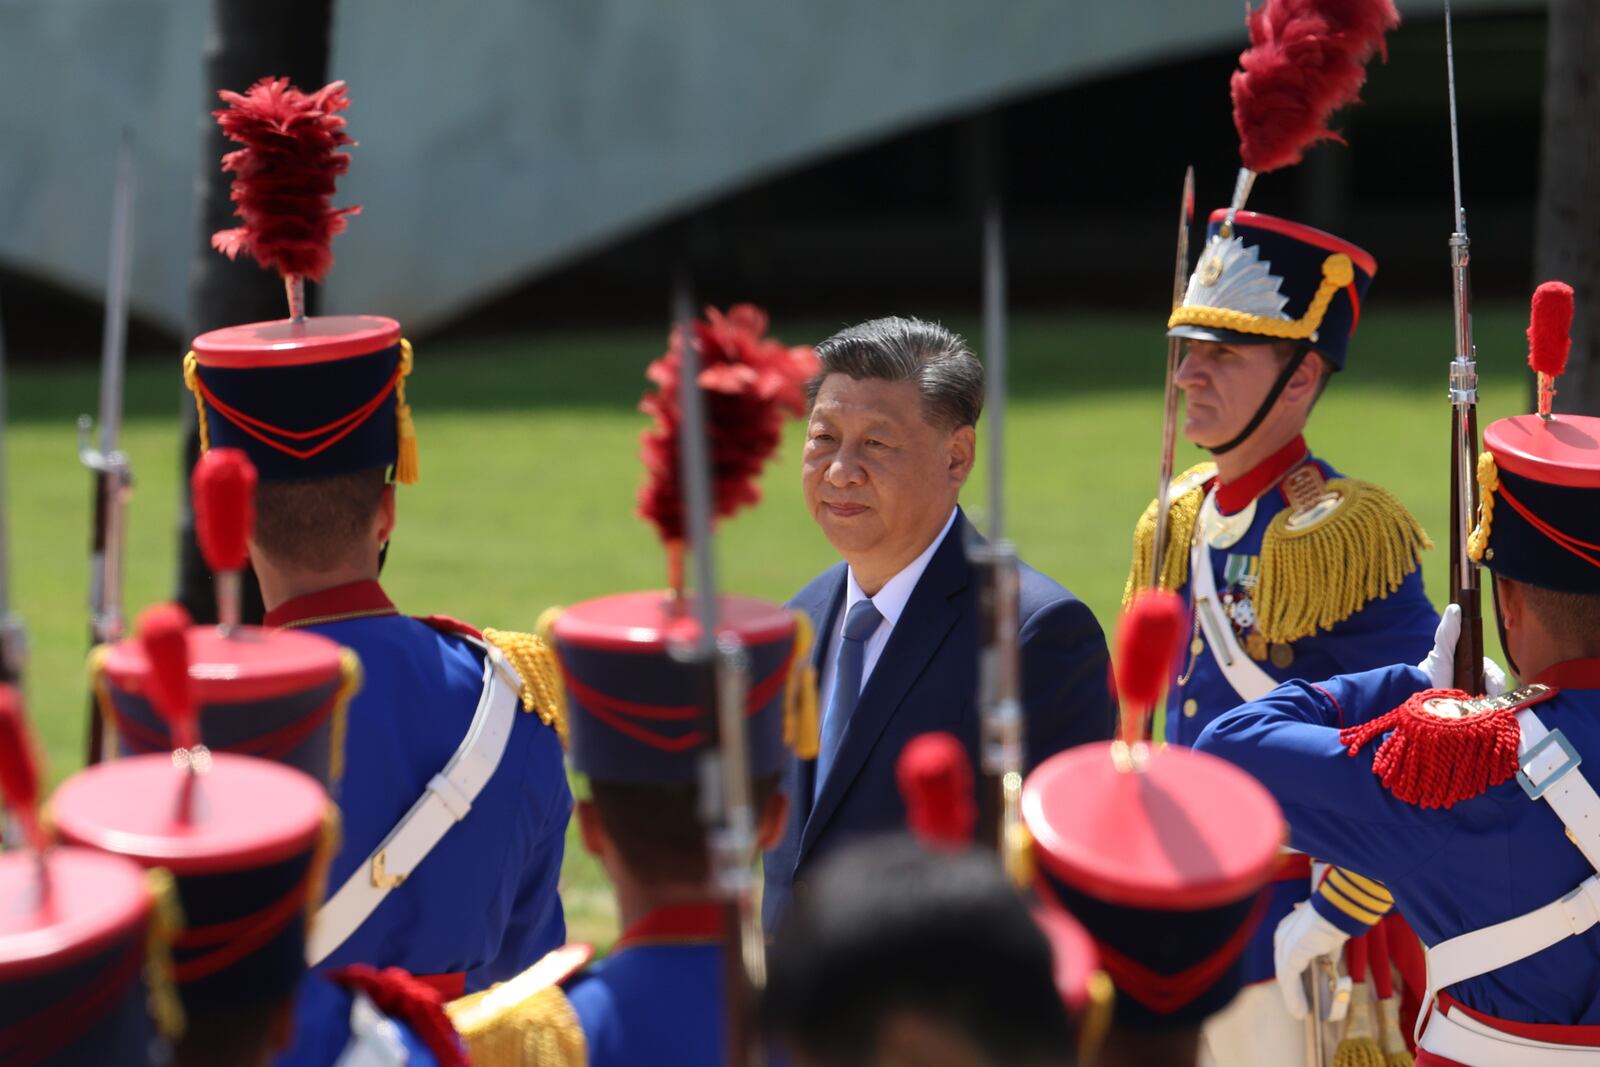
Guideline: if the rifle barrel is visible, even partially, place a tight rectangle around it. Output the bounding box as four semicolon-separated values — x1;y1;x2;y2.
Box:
98;132;135;457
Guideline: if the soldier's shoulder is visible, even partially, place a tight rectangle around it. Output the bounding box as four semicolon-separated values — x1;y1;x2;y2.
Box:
447;944;593;1067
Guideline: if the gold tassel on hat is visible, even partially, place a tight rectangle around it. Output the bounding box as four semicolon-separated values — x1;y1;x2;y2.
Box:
784;611;820;760
447;948;591;1067
1254;479;1432;645
144;867;187;1042
1467;452;1499;563
182;352;210;453
1123;463;1214;606
484;627;569;748
393;339;420;485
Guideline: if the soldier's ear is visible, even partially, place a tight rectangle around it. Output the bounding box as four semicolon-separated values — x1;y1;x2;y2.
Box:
375;484;397;545
575;799;607;857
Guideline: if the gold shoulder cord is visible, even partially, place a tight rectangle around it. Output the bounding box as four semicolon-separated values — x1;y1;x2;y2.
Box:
483;628;569;748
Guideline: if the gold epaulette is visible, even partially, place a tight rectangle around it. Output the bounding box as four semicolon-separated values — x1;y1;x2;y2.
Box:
1123;462;1215;607
447;944;591;1067
1254;478;1432;644
482;628;569;748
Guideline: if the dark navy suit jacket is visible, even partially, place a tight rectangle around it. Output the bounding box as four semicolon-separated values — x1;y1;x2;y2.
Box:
763;509;1116;929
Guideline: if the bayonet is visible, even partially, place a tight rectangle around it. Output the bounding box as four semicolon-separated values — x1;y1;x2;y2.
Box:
80;130;136;764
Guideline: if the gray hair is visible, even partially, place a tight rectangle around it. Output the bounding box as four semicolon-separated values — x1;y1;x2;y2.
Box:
806;316;985;431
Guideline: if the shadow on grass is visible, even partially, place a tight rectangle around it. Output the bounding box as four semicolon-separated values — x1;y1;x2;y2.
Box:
8;303;1528;425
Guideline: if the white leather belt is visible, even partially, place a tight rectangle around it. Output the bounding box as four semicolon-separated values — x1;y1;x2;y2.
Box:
1189;512;1277;703
307;641;522;966
1420;1000;1600;1066
1416;706;1600;1044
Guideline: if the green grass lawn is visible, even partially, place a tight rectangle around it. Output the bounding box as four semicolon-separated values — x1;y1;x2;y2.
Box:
7;304;1529;946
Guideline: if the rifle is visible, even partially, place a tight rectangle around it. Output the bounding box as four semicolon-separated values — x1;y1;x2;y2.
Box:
79;132;137;765
1443;0;1485;693
968;195;1026;882
0;293;24;689
671;270;762;1067
1150;167;1197;591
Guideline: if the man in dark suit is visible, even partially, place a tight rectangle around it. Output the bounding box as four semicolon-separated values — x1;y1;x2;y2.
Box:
764;316;1117;929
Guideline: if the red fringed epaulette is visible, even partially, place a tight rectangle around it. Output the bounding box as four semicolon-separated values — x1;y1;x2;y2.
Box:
1339;684;1557;809
328;964;470;1067
415;614;484;642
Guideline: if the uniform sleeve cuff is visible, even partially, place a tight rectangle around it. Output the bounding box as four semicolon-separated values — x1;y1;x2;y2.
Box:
1313;867;1394;934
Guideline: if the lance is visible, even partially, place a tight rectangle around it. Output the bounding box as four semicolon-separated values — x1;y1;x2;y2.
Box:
0;293;23;689
79;131;137;765
967;193;1028;885
671;269;763;1067
1149;168;1196;594
1443;0;1485;693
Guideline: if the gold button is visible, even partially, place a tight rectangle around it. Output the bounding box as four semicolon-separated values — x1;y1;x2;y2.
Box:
1183;699;1198;718
1191;637;1204;655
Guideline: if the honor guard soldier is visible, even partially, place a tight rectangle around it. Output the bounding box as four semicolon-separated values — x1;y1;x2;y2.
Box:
95;448;361;790
445;590;812;1067
1129;208;1439;1060
56;604;469;1067
1197;285;1600;1064
1025;591;1286;1067
183;77;571;1007
1;687;165;1067
445;302;818;1067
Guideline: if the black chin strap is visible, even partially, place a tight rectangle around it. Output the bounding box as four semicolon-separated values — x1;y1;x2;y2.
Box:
1207;344;1310;457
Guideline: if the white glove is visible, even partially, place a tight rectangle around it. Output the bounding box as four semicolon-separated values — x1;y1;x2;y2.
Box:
1417;603;1509;696
1274;901;1350;1019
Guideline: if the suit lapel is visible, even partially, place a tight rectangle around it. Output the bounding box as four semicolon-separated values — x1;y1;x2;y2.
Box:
800;514;972;858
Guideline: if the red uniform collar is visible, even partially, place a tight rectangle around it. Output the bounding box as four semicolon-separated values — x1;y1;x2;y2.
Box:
265;580;398;630
1531;658;1600;691
614;902;725;951
1214;435;1310;515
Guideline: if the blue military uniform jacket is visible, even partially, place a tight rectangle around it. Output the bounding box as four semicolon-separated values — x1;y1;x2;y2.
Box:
767;509;1116;929
564;903;728;1067
1129;442;1437;982
1195;660;1600;1027
269;581;570;1066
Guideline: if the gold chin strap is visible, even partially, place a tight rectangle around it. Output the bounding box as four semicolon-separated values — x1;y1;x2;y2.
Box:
1168;252;1355;342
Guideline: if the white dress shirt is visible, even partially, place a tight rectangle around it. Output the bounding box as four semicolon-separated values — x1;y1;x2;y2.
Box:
818;507;960;716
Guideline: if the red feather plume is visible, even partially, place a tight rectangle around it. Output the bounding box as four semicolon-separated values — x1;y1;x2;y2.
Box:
1113;590;1188;738
1527;281;1575;378
896;732;977;850
0;685;46;852
1231;0;1400;173
193;448;258;573
138;603;198;752
638;305;820;546
211;78;361;283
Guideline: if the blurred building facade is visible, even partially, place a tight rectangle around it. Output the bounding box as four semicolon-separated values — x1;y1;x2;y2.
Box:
0;0;1544;351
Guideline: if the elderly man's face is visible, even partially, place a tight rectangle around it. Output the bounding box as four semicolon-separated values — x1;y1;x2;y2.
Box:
802;375;974;588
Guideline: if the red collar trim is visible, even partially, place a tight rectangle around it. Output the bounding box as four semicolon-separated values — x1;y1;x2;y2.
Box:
1532;658;1600;691
265;580;397;630
1215;436;1309;515
614;903;725;951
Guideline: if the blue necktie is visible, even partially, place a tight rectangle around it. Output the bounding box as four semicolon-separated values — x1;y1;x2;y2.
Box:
815;598;884;800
